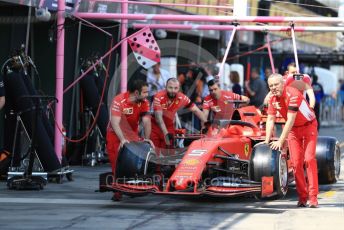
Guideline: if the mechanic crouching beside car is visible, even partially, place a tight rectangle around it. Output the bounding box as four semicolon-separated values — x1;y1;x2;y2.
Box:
107;80;154;173
264;73;319;208
106;80;154;200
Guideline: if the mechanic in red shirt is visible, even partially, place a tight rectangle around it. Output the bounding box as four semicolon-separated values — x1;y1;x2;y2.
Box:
151;78;207;151
284;64;315;108
263;64;315;109
203;79;249;121
264;73;319;208
107;80;153;174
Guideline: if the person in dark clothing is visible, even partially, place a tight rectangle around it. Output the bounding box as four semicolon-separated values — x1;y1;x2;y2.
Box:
264;67;272;88
230;71;242;95
339;79;344;121
311;74;324;130
245;68;268;107
179;66;207;131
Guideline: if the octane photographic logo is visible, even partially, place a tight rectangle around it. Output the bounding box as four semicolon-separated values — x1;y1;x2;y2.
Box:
105;173;165;188
107;38;219;181
104;171;249;189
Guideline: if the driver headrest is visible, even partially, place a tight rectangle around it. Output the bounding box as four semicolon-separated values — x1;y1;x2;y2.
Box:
227;126;243;136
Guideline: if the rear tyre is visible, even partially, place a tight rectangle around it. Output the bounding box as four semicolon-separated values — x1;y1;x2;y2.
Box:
316;136;341;184
250;143;288;198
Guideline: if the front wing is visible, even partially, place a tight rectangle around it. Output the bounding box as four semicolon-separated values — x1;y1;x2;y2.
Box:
99;172;274;198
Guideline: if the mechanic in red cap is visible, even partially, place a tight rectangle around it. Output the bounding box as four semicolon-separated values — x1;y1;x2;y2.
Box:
151;78;207;152
264;73;319;208
203;79;250;121
107;80;153;200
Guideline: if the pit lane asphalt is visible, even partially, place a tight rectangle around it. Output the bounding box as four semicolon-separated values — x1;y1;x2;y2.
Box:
0;125;343;230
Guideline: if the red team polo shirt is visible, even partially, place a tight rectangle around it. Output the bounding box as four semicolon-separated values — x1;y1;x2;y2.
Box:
268;86;316;127
203;90;241;120
152;90;194;133
108;92;150;140
284;73;311;92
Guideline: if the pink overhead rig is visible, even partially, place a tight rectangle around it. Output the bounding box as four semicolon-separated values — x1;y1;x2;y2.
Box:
74;12;344;24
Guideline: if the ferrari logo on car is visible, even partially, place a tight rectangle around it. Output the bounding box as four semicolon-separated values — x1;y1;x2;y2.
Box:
244;144;249;157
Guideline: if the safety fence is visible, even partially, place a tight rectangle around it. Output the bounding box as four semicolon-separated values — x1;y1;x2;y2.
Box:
319;95;344;127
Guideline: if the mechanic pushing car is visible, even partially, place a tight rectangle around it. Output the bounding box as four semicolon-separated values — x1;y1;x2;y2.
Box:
264;73;319;208
107;79;153;174
151;77;207;152
263;63;316;109
202;79;249;122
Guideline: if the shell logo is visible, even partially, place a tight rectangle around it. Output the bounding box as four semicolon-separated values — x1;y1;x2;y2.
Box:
183;159;200;166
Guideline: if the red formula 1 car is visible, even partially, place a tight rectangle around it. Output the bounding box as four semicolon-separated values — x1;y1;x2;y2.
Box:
99;104;341;199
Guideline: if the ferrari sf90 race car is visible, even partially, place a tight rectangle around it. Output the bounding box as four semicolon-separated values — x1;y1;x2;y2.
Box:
99;104;341;199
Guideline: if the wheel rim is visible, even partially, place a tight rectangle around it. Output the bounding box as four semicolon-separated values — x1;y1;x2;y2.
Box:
144;149;156;176
334;145;341;179
279;154;288;194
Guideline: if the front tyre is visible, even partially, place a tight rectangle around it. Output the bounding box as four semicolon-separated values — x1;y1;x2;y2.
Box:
116;142;156;179
250;143;288;198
